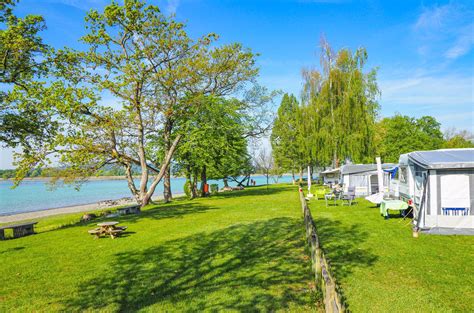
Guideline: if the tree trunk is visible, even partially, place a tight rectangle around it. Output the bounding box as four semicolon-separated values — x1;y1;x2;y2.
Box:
162;118;173;203
163;165;172;203
141;134;182;207
291;169;295;185
124;163;141;205
223;177;229;188
200;165;207;197
191;169;199;198
266;172;269;190
299;167;303;183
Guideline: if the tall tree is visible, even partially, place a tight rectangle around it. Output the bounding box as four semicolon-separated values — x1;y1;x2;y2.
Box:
301;38;380;167
270;93;301;183
13;0;258;207
173;96;249;198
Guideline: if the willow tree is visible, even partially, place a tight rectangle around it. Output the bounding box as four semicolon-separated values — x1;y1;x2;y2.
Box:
14;0;258;207
301;38;380;167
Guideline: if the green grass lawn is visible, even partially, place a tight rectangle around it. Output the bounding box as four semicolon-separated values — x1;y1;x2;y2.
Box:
308;193;474;312
0;185;318;312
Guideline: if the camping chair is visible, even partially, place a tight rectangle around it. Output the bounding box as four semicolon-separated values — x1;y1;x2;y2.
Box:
341;187;356;206
325;189;342;207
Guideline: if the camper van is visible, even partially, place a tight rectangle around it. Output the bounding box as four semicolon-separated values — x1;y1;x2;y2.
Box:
398;148;474;231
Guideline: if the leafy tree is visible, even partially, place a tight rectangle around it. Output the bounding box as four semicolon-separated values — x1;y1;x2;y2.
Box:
0;0;58;150
442;128;474;148
375;114;444;162
270;93;301;182
13;0;258;206
173;96;249;198
300;37;380;168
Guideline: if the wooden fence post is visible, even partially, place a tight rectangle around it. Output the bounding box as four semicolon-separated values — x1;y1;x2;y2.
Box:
298;187;345;313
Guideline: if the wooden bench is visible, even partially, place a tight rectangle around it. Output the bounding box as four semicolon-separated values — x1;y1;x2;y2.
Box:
116;205;140;215
0;222;38;240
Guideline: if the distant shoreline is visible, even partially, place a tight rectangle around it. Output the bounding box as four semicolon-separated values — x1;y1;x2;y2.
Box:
0;173;292;182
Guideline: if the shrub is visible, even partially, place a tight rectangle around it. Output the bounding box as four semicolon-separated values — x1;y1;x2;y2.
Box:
183;180;192;198
210;184;219;195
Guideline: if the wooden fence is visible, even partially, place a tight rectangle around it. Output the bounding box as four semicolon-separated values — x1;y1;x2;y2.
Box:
298;188;346;313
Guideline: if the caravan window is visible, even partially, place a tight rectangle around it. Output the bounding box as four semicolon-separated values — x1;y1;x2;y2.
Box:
414;164;424;178
399;166;407;183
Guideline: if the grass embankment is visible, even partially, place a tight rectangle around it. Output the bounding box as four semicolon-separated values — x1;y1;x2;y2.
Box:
0;185;317;312
307;189;474;312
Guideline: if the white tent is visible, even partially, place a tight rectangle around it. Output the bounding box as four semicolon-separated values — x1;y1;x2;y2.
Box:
399;148;474;232
340;163;396;196
320;168;340;185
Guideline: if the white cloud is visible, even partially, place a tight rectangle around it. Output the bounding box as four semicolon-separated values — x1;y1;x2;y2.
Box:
379;73;474;129
380;74;473;107
414;4;452;30
445;23;474;59
166;0;180;15
413;3;474;61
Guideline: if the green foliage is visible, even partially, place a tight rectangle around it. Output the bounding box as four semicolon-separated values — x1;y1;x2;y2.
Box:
443;135;474;148
174;96;250;189
0;1;57;149
299;39;380;167
183;180;192;198
442;129;474;149
210;184;219;195
270;93;302;173
375;114;444;162
10;0;258;205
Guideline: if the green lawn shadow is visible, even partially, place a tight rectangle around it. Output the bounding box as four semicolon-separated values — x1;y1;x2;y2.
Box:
62;217;314;312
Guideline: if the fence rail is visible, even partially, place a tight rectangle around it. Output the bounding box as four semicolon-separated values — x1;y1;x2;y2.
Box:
299;188;346;313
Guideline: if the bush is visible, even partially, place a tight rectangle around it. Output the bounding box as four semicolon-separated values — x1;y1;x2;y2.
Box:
210;184;219;195
183;180;192;198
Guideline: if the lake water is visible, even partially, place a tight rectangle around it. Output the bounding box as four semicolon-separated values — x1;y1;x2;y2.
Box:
0;175;293;215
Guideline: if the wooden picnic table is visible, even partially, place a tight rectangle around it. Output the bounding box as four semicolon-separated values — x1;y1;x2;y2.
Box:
0;222;38;240
89;221;127;239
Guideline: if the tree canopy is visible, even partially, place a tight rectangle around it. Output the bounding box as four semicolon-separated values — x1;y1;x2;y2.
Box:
7;0;259;206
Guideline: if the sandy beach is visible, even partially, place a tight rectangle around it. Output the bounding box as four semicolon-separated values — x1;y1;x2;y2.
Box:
0;194;183;224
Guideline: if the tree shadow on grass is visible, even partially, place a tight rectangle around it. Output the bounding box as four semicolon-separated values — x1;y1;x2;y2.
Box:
311;217;378;311
214;184;291;200
47;202;221;233
313;217;378;280
47;186;290;233
62;218;316;312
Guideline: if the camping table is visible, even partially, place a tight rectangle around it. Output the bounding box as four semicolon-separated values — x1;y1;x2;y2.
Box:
380;200;409;219
97;221;119;232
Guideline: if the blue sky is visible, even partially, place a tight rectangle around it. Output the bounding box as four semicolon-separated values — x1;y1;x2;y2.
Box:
1;0;473;168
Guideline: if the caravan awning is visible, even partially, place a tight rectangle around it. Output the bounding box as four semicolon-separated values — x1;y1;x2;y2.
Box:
408;149;474;170
340;164;397;175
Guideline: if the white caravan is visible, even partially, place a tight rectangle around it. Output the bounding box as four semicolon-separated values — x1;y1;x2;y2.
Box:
398;148;474;232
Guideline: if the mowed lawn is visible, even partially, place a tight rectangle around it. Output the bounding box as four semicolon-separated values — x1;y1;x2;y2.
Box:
308;194;474;312
0;185;318;312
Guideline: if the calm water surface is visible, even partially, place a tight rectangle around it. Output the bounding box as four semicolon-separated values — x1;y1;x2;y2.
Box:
0;175;293;215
